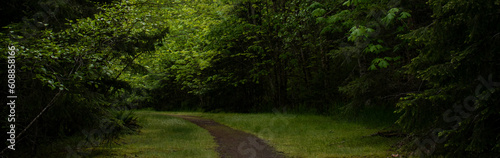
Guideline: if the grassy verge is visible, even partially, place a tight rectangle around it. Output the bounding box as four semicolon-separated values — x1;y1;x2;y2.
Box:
84;109;401;157
169;110;402;158
91;110;218;158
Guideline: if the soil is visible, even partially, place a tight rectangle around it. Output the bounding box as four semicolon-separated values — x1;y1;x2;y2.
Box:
168;115;285;158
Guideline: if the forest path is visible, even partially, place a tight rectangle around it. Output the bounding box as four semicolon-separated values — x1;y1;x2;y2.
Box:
167;115;285;158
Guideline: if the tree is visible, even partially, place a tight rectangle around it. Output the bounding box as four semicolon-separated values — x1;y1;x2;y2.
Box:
0;0;167;156
396;0;500;156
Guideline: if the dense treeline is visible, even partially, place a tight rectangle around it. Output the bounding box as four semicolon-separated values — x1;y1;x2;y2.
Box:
148;0;421;113
142;0;500;156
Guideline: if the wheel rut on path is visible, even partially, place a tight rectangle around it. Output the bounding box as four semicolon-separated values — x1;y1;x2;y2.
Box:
168;115;284;158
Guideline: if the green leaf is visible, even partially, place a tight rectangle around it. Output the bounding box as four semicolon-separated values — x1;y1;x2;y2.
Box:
400;12;411;20
369;57;391;70
308;2;324;10
311;8;326;17
343;0;368;6
327;10;350;24
382;8;400;25
378;59;389;68
316;17;325;24
365;44;383;54
348;26;373;41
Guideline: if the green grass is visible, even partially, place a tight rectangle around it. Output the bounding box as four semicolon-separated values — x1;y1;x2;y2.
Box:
91;110;219;158
83;109;401;158
170;111;402;158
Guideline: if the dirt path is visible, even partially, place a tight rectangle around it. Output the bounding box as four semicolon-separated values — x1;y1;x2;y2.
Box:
168;115;285;158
